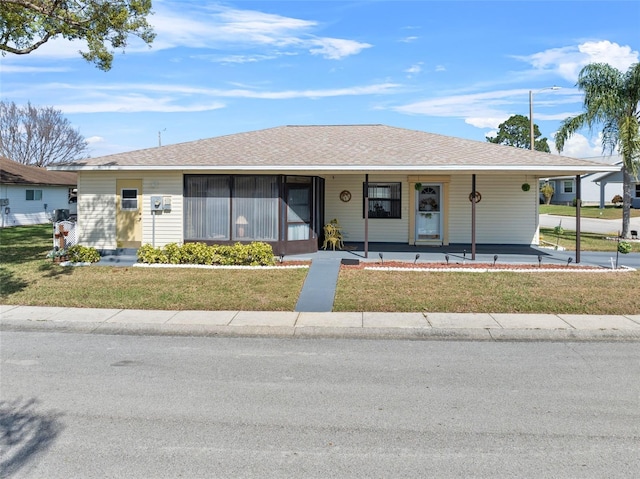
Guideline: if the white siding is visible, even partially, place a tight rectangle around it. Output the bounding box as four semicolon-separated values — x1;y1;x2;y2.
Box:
448;175;538;244
0;184;74;227
77;171;183;249
324;174;409;242
141;174;183;247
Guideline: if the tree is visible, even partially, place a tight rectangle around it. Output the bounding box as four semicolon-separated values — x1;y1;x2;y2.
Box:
0;0;155;71
555;62;640;238
540;182;554;205
486;114;551;152
0;100;88;166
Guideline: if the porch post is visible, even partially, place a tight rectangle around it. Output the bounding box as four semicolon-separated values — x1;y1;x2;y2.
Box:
364;174;369;258
576;175;581;263
471;174;476;260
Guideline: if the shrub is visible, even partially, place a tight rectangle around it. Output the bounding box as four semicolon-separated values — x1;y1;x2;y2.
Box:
163;242;182;264
612;194;623;206
137;244;167;264
618;241;632;254
136;242;276;266
67;245;101;263
180;242;215;264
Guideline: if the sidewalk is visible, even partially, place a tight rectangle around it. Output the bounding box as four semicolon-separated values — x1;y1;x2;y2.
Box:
2;305;639;342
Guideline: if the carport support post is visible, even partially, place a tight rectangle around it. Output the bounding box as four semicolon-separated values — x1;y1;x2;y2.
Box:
576;175;581;263
471;174;476;260
364;174;369;258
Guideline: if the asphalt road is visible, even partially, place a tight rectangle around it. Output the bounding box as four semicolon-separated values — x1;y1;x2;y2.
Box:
2;332;639;478
540;213;640;235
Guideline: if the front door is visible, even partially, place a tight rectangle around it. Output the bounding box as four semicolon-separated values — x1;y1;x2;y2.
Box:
116;179;142;248
415;184;442;244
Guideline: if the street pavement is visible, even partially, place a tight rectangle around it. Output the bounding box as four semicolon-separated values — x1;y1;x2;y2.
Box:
540;213;640;235
1;304;639;341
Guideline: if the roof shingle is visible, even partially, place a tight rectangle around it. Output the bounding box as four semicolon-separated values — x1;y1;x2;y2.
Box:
55;125;616;173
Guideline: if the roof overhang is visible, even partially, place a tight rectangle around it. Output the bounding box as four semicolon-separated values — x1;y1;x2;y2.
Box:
50;164;620;176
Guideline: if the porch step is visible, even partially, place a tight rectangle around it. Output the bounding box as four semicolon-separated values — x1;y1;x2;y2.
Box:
95;248;138;266
294;258;342;312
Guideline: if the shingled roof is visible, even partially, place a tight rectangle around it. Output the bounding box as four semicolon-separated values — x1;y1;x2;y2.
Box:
52;125;617;175
1;156;77;186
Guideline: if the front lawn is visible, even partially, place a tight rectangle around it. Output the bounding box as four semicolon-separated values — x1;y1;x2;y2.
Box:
334;269;640;314
0;225;307;311
2;225;639;314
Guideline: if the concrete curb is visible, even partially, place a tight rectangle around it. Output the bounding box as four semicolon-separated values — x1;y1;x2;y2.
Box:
2;317;640;342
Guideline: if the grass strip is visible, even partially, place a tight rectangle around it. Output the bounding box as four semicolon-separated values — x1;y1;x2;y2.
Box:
334;269;640;315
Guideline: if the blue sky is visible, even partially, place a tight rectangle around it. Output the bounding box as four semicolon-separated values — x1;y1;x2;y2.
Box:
2;0;639;160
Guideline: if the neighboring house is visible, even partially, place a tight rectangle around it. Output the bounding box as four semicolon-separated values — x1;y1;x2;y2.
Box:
50;125;616;255
540;155;626;206
589;162;640;209
0;156;77;227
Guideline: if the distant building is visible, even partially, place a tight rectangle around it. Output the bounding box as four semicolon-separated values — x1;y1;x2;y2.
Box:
1;156;77;227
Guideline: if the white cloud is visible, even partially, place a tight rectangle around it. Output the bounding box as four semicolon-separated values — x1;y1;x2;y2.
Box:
151;3;370;60
45;82;400;113
550;132;603;158
404;63;422;77
85;136;105;144
0;2;371;64
394;89;529;128
58;95;226;114
435;65;446;72
308;37;372;60
519;41;639;82
400;36;418;43
466;117;509;129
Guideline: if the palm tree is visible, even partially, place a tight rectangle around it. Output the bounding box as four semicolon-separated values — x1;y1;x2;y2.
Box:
555;62;640;238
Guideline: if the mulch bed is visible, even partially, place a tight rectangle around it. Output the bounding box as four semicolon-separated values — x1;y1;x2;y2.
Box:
343;261;604;271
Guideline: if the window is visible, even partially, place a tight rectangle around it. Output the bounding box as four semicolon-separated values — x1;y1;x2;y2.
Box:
121;189;138;210
364;182;401;218
635;184;640;198
184;175;279;242
563;180;574;194
25;189;42;201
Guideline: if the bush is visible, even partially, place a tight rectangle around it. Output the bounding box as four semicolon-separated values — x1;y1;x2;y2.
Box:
612;194;623;206
67;245;101;263
618;241;632;254
137;242;276;266
137;244;167;264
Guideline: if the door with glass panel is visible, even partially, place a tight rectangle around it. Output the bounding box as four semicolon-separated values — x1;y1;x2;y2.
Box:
116;179;142;248
416;184;442;243
286;182;311;242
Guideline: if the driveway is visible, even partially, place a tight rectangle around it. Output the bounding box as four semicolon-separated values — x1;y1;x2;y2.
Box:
540;214;640;235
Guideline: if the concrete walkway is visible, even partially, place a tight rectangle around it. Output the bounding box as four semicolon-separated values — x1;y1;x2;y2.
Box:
1;305;639;342
294;258;342;312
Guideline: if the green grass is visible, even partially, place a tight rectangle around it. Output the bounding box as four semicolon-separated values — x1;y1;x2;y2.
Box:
539;227;640;252
334;269;640;315
2;225;639;314
0;225;307;311
540;204;640;219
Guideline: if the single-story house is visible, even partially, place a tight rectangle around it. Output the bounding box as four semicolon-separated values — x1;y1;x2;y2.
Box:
1;156;77;228
589;163;640;209
50;125;617;255
539;155;637;207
